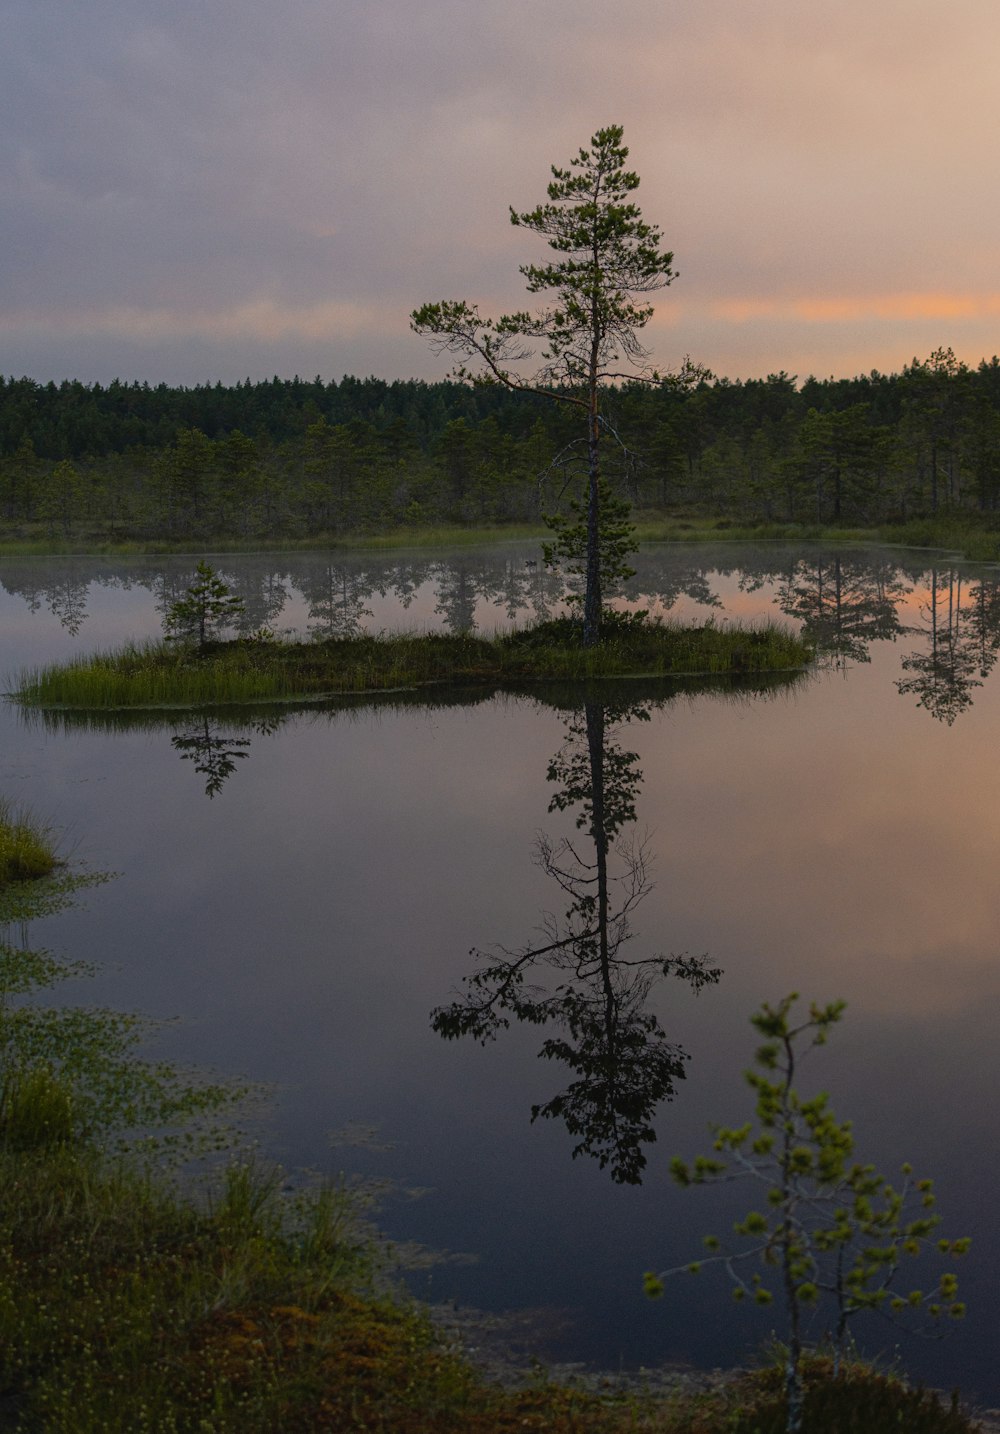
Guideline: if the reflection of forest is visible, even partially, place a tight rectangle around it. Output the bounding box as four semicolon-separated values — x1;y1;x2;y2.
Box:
774;555;907;664
895;567;1000;724
433;694;722;1185
0;553;563;639
8;548;1000;721
0;550;722;640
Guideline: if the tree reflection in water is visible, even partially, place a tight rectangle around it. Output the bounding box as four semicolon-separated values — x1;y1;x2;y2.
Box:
774;554;906;669
170;718;253;799
896;565;1000;724
432;695;721;1184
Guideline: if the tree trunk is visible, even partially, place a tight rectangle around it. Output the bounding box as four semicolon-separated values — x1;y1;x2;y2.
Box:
583;302;602;647
583;413;602;645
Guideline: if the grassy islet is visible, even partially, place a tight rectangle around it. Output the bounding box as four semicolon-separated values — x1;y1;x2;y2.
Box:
12;615;812;713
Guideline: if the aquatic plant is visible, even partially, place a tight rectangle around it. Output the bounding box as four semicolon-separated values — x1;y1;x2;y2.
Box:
0;869;245;1161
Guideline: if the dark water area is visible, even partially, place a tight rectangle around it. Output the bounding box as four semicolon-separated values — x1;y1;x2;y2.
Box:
2;540;1000;1403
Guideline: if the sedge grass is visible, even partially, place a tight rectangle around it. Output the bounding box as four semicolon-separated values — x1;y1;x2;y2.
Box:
0;799;60;886
12;618;813;713
633;508;1000;562
6;509;1000;563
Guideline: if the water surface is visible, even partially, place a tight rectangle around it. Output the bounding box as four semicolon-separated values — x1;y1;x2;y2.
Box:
2;541;998;1401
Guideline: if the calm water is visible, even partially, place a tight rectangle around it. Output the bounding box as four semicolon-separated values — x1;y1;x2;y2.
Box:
2;541;999;1401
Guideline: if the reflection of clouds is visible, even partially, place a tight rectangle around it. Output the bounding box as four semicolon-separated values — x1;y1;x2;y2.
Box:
642;672;1000;1019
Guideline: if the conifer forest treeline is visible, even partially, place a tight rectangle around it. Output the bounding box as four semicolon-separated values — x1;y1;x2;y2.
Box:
3;347;1000;539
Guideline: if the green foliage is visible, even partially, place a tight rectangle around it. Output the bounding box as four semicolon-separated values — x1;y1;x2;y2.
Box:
16;344;1000;544
0;867;243;1161
0;1066;75;1151
648;995;969;1434
163;561;246;654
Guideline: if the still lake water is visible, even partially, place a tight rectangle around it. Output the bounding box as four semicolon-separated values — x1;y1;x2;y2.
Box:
2;541;999;1401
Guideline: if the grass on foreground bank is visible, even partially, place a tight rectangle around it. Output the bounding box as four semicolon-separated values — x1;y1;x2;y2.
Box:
12;616;812;712
0;1149;984;1433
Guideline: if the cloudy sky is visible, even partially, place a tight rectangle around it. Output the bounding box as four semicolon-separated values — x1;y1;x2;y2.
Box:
5;1;1000;387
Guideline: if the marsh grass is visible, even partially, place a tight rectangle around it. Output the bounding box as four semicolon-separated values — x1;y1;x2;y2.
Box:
5;510;1000;563
0;1065;75;1151
634;509;1000;562
0;1139;697;1433
0;870;247;1164
0;798;59;885
0;521;549;558
12;616;812;712
717;1355;979;1434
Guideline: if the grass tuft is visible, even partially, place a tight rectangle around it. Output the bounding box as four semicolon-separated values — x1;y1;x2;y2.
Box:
0;799;60;886
719;1354;979;1434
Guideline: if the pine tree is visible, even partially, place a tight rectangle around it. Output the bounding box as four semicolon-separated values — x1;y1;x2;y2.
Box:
412;125;679;644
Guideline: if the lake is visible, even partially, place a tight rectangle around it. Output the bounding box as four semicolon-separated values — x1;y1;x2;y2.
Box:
2;540;998;1403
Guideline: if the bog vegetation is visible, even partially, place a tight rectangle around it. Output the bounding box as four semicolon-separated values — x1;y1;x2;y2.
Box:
0;798;59;886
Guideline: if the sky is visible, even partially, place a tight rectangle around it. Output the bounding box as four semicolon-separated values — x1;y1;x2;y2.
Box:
5;0;1000;389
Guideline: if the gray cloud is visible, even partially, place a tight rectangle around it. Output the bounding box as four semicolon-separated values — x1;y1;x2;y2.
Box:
4;0;1000;383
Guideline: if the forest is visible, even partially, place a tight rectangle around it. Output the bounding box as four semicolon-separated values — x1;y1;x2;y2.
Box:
2;346;1000;539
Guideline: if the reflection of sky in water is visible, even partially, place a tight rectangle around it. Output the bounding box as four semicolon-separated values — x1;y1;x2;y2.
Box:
2;542;999;1402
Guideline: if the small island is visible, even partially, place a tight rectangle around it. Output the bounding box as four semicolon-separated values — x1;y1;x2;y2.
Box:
12;613;811;712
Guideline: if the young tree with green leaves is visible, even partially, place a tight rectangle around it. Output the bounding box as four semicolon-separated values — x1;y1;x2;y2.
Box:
645;994;968;1434
163;562;246;656
412;124;680;645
